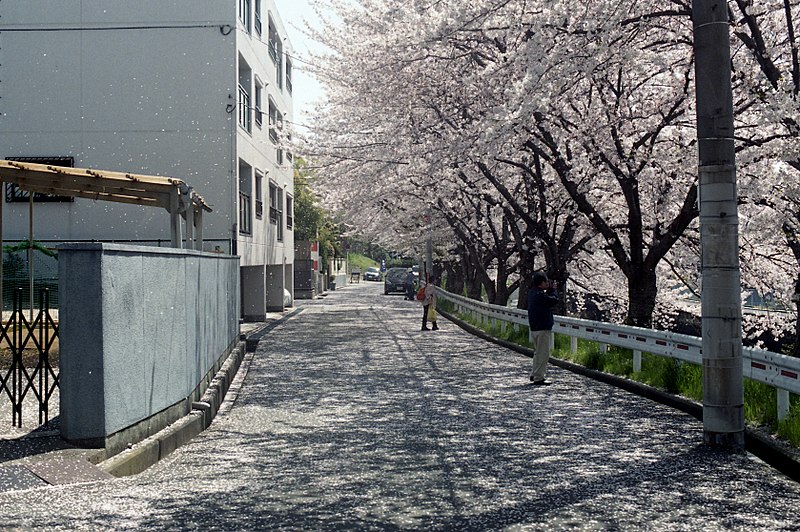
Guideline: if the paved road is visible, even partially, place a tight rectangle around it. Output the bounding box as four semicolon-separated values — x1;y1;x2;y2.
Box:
1;282;800;530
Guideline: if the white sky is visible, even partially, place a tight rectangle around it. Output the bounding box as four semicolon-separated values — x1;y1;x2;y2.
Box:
273;0;326;131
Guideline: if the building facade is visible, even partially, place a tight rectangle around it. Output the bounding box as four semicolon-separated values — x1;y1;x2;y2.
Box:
0;0;294;318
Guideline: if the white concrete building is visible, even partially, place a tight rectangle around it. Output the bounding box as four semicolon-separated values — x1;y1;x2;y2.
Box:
0;0;295;319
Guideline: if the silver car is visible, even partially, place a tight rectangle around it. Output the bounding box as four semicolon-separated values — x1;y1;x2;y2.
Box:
364;267;381;281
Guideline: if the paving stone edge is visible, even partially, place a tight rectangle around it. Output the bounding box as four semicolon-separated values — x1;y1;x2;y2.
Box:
439;308;800;483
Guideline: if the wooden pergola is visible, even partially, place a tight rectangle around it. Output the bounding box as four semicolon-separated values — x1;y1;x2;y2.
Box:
0;159;212;249
0;159;213;316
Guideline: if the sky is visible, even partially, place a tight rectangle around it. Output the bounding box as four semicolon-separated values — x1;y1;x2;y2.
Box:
273;0;327;131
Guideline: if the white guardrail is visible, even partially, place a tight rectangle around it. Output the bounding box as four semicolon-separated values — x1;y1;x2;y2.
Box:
438;288;800;421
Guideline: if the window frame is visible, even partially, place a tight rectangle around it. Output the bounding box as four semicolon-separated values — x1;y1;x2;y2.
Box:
286;194;294;230
268;15;279;64
239;0;251;34
276;187;284;241
254;0;262;36
268;98;279;144
269;181;278;225
254;84;263;128
255;172;264;220
286;57;293;94
238;83;252;133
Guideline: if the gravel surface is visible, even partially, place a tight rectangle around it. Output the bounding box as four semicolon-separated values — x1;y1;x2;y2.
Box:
0;282;799;530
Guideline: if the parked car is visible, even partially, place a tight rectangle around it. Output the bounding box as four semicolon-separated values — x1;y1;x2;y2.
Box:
364;266;381;281
384;267;409;295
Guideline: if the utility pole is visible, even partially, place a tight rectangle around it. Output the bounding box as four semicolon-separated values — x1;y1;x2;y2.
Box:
693;0;745;449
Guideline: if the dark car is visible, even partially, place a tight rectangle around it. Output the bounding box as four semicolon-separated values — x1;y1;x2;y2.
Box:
364;266;381;281
384;267;408;294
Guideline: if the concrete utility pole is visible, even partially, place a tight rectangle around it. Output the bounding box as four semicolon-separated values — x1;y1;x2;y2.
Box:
692;0;745;449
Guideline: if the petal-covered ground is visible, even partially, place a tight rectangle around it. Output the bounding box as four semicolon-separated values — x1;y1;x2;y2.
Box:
1;282;799;530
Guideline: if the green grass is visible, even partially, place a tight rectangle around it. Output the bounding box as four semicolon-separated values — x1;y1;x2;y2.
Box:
446;306;800;448
348;253;378;273
778;396;800;445
744;379;778;428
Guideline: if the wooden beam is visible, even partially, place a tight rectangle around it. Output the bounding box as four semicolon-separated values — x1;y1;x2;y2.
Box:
0;159;211;218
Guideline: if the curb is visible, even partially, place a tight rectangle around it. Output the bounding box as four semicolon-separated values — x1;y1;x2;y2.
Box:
242;307;304;352
439;308;800;483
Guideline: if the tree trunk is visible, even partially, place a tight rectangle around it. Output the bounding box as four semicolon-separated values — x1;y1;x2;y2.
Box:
626;269;657;328
443;260;464;295
466;267;483;300
494;264;512;306
516;246;537;310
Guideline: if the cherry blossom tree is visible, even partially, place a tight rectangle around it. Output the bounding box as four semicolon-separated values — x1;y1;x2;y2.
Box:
299;0;799;340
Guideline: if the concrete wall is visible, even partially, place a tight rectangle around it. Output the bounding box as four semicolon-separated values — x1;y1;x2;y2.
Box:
58;243;240;448
241;264;267;321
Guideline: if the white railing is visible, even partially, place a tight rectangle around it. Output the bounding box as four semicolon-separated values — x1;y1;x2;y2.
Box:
438;288;800;421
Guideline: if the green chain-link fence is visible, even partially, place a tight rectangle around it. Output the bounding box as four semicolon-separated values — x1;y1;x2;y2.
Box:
2;244;59;311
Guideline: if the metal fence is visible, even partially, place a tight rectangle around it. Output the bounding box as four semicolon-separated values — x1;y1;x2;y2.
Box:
438;288;800;422
0;288;59;428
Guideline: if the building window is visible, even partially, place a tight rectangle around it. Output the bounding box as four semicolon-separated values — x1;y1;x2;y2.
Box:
286;58;293;94
277;187;284;242
238;84;251;132
239;59;252;133
254;0;262;36
255;172;264;219
277;149;284;165
239;192;252;235
4;157;75;202
239;161;253;235
276;40;284;90
269;181;278;224
268;99;279;144
286;195;294;230
239;0;251;33
255;85;263;128
266;14;284;91
268;16;279;64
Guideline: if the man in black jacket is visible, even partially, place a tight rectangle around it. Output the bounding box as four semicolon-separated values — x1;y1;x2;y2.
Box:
527;271;559;385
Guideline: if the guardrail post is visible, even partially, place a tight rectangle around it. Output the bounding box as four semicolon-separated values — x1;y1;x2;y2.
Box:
549;332;555;351
570;336;577;355
633;350;642;373
600;343;608;355
778;389;790;422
